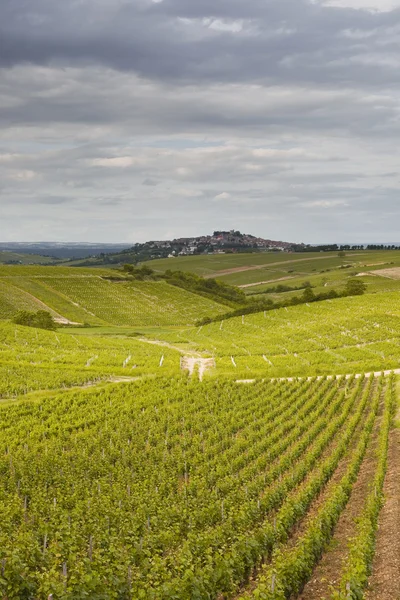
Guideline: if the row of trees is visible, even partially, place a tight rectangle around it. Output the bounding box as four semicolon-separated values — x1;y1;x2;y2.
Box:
12;310;56;330
122;264;246;307
197;279;367;325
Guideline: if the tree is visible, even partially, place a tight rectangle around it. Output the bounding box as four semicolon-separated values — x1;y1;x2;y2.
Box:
12;310;57;330
302;287;315;302
344;278;367;296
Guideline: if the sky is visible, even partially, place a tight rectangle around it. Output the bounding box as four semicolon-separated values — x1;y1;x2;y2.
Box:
1;0;400;244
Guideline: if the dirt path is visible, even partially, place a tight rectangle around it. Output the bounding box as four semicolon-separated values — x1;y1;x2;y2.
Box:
138;337;214;379
236;368;400;384
137;337;203;357
181;356;215;381
7;283;81;325
365;427;400;600
238;276;296;289
298;398;383;599
204;255;351;279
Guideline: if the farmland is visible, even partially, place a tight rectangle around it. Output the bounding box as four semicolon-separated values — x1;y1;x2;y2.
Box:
0;266;227;327
0;257;399;599
145;249;400;297
0;322;181;397
0;251;62;265
147;291;400;378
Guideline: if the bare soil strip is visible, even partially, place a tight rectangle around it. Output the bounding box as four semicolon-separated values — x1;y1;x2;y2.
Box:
368;267;400;280
181;356;216;380
365;428;400;600
204;255;351;279
297;397;383;600
137;337;204;357
238;276;296;289
7;284;81;324
138;337;215;379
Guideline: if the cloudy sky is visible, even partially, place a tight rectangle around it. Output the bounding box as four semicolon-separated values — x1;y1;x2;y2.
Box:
1;0;400;243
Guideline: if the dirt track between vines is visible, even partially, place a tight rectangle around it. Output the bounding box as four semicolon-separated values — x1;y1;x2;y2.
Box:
298;388;382;599
365;427;400;600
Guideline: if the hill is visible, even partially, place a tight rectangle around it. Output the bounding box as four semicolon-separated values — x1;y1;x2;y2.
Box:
0;250;62;265
0;266;227;327
0;262;399;600
63;230;304;266
0;321;181;397
145;291;400;378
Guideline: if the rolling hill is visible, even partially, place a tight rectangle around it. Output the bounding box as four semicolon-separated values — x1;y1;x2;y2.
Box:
0;266;227;327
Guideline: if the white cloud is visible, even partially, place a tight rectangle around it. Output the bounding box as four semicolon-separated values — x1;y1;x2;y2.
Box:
322;0;400;10
214;192;231;200
301;200;349;208
207;19;244;33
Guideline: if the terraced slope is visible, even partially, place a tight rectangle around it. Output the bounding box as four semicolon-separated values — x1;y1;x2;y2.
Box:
0;374;394;599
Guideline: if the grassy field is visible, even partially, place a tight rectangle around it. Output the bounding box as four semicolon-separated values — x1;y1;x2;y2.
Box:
0;251;62;265
145;250;400;292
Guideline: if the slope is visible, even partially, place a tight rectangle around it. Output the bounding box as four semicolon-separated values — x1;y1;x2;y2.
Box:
0;267;227;327
144;291;400;378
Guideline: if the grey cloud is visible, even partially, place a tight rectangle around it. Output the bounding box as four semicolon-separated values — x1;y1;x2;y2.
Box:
1;0;400;89
2;0;400;243
142;178;160;186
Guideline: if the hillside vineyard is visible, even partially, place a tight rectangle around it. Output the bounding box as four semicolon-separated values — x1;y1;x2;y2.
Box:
1;257;400;599
0;375;394;598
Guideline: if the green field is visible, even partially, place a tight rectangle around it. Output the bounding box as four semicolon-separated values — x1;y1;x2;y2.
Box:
0;257;399;599
146;250;400;293
140;291;400;377
0;266;227;327
0;251;61;265
0;321;181;398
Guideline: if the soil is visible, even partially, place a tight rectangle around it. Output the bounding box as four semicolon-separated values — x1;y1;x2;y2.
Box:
181;356;215;380
365;428;400;600
238;276;296;289
137;337;203;357
370;267;400;280
297;397;383;599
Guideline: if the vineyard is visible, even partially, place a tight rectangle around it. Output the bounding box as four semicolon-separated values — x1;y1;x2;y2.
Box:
0;269;226;326
0;263;399;599
0;322;181;397
0;374;396;599
151;291;400;378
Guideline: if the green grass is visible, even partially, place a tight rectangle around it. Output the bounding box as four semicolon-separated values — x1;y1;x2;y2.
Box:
144;251;347;276
146;250;400;290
